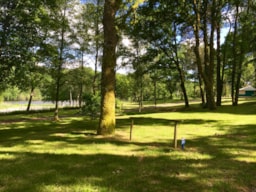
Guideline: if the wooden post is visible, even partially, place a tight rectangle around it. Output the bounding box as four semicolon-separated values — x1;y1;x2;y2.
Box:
130;119;133;141
173;121;178;148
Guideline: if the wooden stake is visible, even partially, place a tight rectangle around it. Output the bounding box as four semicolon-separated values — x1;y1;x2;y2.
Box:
173;121;178;148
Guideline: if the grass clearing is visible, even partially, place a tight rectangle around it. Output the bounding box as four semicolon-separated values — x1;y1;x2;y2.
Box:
0;100;256;191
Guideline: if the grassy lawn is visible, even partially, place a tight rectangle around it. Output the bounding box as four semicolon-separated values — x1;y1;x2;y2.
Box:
0;100;255;192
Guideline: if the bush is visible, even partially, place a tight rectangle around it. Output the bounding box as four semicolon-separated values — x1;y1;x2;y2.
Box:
81;93;100;119
0;93;3;102
115;98;123;113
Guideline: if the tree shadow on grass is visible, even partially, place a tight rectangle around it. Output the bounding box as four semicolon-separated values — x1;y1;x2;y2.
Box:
0;118;97;147
0;152;194;192
0;116;219;149
0;147;255;192
0;118;256;191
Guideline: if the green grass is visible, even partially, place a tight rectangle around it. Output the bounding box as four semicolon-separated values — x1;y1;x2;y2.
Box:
0;100;256;191
0;101;55;111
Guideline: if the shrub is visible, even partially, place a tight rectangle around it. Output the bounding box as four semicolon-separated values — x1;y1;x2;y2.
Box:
81;93;100;119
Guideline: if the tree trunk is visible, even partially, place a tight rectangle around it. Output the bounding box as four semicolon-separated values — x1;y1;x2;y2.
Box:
231;4;239;106
54;60;62;121
26;86;34;112
176;63;189;107
54;6;66;121
233;2;250;106
98;0;120;135
207;0;217;110
93;48;99;95
54;59;63;121
234;68;241;106
153;79;157;109
193;0;216;110
216;0;223;106
161;22;189;108
138;76;143;112
198;74;205;105
174;23;189;107
92;0;100;96
193;0;207;107
69;88;73;106
79;51;84;108
234;43;244;106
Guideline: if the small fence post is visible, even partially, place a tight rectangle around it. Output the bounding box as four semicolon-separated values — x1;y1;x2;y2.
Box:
173;121;178;148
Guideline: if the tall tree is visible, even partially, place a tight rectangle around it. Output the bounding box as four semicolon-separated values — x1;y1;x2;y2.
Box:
43;0;78;120
127;1;190;107
53;0;69;120
216;0;224;106
92;0;104;95
75;0;104;100
98;0;146;134
190;0;218;109
133;41;147;112
229;1;254;105
98;0;121;135
230;2;240;106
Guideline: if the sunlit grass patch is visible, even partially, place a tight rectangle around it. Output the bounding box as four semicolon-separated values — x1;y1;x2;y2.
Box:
0;152;16;160
39;183;105;192
0;100;256;191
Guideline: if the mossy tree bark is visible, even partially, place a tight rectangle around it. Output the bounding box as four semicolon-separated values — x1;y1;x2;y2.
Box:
98;0;120;135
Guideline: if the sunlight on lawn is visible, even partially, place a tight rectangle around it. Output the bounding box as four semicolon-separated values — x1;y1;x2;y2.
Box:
0;152;16;160
39;182;104;192
0;101;256;192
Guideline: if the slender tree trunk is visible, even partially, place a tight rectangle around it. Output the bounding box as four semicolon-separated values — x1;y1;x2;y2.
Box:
207;0;217;110
174;23;189;107
92;0;100;95
98;0;120;135
231;4;239;106
202;0;214;109
69;88;73;106
160;22;189;107
233;2;250;106
234;45;244;106
26;86;35;112
216;0;223;106
134;41;144;112
198;74;205;105
160;49;189;107
54;69;61;121
79;51;84;108
176;62;189;107
139;76;143;112
93;49;99;95
193;0;206;107
221;14;232;98
153;79;157;108
54;81;60;120
234;69;241;106
193;0;216;110
54;5;66;121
